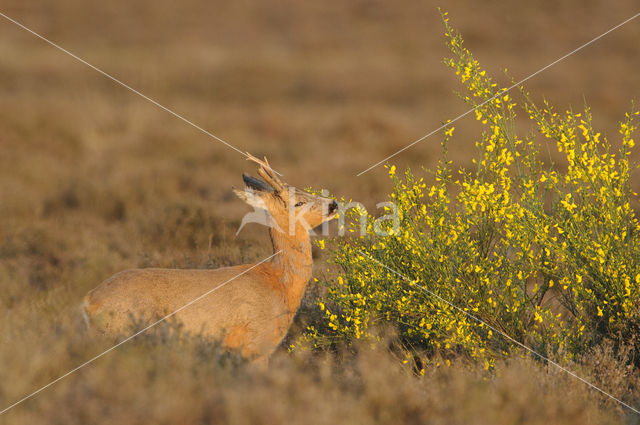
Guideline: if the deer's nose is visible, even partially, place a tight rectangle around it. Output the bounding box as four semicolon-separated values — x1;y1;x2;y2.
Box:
328;201;338;214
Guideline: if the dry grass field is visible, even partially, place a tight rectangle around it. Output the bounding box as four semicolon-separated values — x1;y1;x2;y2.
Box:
1;0;640;423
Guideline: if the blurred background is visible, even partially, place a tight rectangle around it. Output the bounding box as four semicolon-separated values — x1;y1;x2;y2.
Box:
2;0;639;217
0;1;639;422
2;0;639;265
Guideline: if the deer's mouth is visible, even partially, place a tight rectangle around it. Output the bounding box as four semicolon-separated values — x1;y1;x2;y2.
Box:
326;201;339;218
329;201;338;214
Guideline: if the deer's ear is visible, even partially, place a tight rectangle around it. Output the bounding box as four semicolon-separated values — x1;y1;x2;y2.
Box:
233;188;267;210
242;173;274;192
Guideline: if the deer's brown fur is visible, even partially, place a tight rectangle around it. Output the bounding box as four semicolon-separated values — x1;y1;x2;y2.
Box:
83;154;337;363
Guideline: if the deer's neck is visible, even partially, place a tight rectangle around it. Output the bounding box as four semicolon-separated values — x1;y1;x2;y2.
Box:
267;225;313;313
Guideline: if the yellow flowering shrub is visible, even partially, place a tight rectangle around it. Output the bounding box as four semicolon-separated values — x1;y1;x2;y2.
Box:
303;13;640;365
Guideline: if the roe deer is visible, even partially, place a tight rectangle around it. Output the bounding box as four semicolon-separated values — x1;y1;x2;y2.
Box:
83;154;338;364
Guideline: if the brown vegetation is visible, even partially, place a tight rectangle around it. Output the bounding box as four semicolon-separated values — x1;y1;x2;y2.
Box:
1;0;639;423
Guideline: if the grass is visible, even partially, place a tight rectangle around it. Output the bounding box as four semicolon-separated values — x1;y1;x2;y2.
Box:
1;324;637;424
1;0;640;423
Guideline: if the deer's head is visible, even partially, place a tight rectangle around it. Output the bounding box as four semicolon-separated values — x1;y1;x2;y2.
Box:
234;153;338;234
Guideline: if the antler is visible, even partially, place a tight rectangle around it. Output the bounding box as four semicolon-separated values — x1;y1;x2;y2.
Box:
245;152;286;192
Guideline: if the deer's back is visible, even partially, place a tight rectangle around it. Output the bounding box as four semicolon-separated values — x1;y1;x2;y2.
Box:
83;265;292;358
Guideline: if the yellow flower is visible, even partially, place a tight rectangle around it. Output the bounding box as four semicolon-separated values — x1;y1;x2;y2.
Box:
534;312;543;323
299;14;640;367
444;126;455;137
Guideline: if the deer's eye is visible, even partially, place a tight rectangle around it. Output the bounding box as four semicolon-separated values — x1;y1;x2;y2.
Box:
294;201;305;207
